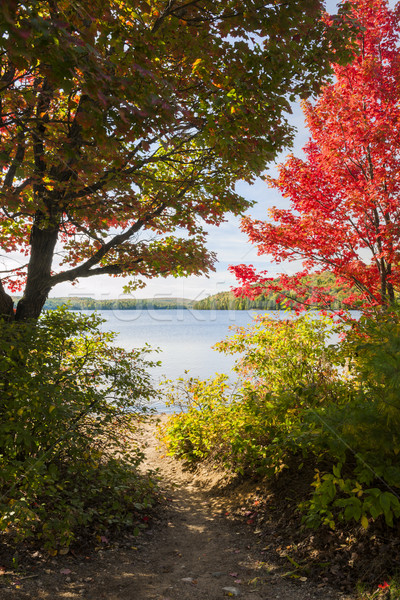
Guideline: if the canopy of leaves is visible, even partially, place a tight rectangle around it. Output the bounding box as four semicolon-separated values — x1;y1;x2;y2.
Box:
232;0;400;311
0;0;357;319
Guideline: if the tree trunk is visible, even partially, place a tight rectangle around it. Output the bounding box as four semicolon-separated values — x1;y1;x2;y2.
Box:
15;211;60;321
0;281;14;321
387;280;395;305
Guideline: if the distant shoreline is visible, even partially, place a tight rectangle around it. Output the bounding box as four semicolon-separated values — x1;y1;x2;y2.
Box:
39;300;350;312
14;274;359;313
39;297;280;311
38;292;352;312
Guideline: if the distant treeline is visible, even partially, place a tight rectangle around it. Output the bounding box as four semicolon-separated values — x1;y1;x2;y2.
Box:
41;297;193;310
42;295;281;311
192;273;360;310
193;292;282;310
29;273;359;312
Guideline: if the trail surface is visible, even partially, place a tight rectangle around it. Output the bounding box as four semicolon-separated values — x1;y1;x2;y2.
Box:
1;417;354;600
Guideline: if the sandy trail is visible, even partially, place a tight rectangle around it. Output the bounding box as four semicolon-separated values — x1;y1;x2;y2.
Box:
90;417;352;600
0;417;353;600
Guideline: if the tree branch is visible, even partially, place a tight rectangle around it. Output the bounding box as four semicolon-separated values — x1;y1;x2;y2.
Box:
50;202;166;286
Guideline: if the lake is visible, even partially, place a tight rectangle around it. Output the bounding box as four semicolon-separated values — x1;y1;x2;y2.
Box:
96;307;267;376
89;308;355;412
90;308;274;411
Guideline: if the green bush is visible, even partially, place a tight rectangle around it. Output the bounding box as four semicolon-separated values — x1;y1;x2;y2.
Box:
215;312;342;399
163;309;400;531
162;313;344;475
162;374;284;475
302;309;400;529
0;307;160;551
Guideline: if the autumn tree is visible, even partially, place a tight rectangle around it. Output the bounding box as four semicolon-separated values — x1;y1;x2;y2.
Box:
0;0;356;321
232;0;400;311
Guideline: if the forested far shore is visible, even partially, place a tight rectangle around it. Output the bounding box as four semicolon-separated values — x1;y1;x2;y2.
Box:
40;297;194;311
34;273;361;311
194;273;361;310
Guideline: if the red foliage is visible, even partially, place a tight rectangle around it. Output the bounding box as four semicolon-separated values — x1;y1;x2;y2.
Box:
232;0;400;311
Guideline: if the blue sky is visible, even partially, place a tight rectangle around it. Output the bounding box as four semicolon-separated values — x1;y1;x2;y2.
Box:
51;0;395;301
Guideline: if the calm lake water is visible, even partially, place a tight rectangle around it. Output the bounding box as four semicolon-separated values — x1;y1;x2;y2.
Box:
95;308;267;378
87;308;356;412
88;308;272;411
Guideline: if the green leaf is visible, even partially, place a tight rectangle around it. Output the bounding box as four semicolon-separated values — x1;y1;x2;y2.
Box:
360;514;369;529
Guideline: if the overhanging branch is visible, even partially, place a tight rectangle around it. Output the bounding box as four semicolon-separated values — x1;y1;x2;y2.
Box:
49;202;166;286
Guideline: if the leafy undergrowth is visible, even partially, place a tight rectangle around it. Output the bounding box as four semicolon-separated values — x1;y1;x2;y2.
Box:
205;453;400;596
0;308;163;555
0;420;165;576
0;485;166;599
0;419;164;569
160;311;400;596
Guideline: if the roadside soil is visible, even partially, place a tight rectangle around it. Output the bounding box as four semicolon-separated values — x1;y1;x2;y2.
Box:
0;417;368;600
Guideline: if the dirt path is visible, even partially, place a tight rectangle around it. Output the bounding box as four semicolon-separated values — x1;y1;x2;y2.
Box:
0;417;355;600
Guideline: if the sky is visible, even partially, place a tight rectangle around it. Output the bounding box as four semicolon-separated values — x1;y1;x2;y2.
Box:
24;1;399;301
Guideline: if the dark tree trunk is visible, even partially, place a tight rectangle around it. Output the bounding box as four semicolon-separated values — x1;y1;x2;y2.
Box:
386;262;395;305
15;211;60;321
0;281;14;321
15;290;51;322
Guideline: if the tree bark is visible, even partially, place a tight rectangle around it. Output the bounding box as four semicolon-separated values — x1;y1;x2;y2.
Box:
0;280;14;321
15;211;60;321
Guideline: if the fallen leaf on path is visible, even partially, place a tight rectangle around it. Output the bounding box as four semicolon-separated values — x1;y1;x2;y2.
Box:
222;586;240;596
181;577;197;584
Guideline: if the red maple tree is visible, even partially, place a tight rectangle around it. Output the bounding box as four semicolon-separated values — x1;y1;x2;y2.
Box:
232;0;400;311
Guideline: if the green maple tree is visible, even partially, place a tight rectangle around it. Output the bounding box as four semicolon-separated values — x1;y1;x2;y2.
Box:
0;0;356;320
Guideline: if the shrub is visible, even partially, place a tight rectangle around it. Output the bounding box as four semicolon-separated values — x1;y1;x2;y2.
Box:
162;313;345;476
215;312;342;399
0;307;160;551
303;309;400;529
163;309;400;531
